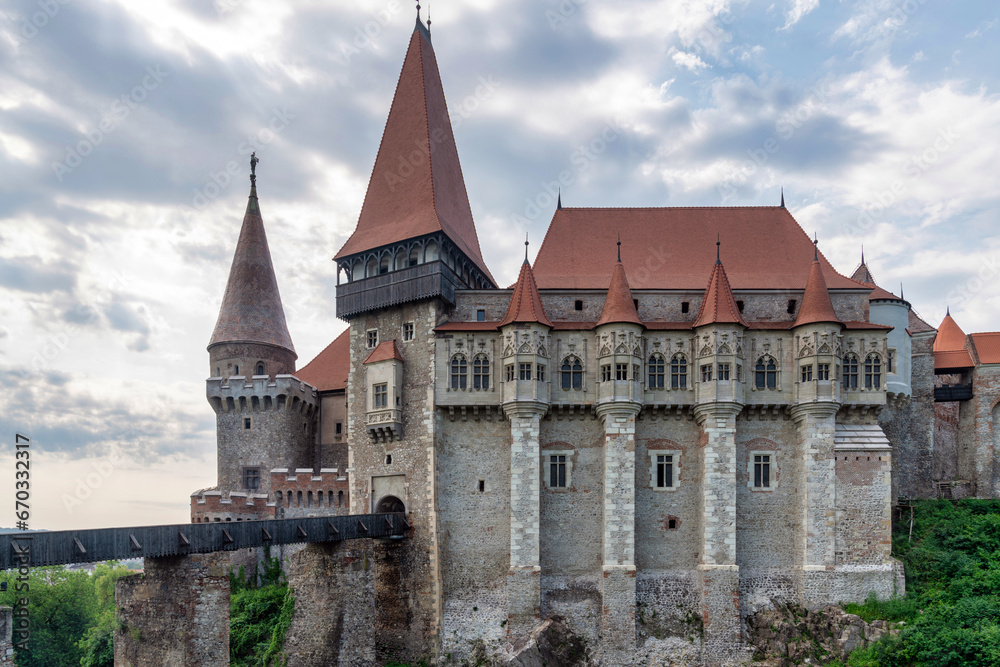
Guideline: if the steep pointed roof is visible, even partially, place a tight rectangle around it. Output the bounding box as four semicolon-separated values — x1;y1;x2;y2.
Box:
933;311;968;352
209;183;295;356
597;258;642;327
795;259;841;327
296;329;349;391
693;252;747;328
334;21;494;285
500;260;552;328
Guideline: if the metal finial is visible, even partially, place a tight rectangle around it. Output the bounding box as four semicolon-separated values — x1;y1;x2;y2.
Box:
617;233;621;262
427;2;431;29
813;232;818;261
900;283;904;300
861;244;865;265
524;233;529;264
557;187;562;210
716;235;721;265
780;187;785;208
947;305;950;316
415;1;421;19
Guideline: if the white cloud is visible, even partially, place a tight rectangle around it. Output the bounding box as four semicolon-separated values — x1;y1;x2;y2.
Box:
965;19;997;39
782;0;819;30
670;48;711;72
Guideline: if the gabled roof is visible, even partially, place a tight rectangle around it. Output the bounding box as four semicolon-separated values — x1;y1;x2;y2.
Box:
209;184;296;356
596;260;642;326
795;259;841;327
970;333;1000;365
851;259;875;285
693;256;747;328
500;260;552;328
531;207;860;290
933;312;967;352
364;340;404;364
333;21;494;285
295;329;349;392
908;309;936;334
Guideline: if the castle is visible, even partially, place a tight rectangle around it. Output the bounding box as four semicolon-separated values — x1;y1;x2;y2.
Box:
190;12;1000;665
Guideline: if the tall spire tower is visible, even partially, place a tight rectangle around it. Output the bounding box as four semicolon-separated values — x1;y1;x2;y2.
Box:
208;155;296;379
334;13;496;319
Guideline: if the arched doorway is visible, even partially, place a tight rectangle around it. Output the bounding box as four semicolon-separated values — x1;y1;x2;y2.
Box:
375;495;405;513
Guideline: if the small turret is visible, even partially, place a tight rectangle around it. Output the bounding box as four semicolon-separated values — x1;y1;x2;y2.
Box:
208;156;296;380
794;242;842;404
500;254;552;408
595;242;644;408
692;241;745;406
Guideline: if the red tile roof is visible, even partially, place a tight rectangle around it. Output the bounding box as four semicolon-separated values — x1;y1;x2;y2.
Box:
364;340;404;364
969;333;1000;365
532;207;861;290
842;321;893;331
693;259;747;328
908;310;936;334
795;259;841;326
865;283;903;302
933;313;967;352
435;321;500;331
333;25;494;285
295;329;349;392
596;261;642;326
499;261;552;328
935;350;974;371
209;185;296;355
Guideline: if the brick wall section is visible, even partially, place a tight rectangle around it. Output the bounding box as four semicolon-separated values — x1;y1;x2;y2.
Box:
281;541;375;667
191;488;273;522
270;469;350;518
114;553;230;667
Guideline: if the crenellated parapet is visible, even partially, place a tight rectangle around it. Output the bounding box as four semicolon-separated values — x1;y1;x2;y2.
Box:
207;374;319;416
190;486;274;523
270;468;350;517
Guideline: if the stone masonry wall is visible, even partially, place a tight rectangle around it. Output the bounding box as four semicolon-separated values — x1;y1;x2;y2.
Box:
882;330;935;500
271;468;349;518
114;553;230;667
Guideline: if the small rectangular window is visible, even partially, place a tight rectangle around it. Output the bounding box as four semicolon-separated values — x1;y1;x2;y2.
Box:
701;364;713;382
366;329;378;349
574;300;583;311
476;309;486;322
505;364;515;382
243;417;252;430
243;467;260;490
681;301;689;314
887;350;895;374
718;363;730;381
801;365;813;382
615;363;628;381
601;365;612;382
373;383;388;409
549;455;566;488
736;300;745;313
787;299;797;314
817;363;830;381
519;363;532;381
656;455;673;488
537;364;546;382
736;364;743;382
754;454;771;488
402;322;414;341
335;421;343;435
478;480;485;493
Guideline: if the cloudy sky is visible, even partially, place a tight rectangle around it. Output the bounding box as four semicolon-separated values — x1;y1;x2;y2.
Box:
1;0;998;530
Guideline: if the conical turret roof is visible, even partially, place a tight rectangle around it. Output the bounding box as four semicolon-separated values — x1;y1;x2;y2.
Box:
693;255;747;328
597;259;641;327
795;259;841;327
209;183;295;356
334;19;494;285
933;311;967;352
500;260;552;328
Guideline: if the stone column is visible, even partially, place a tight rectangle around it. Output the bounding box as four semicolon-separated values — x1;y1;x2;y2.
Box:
791;403;839;606
506;404;546;639
693;402;742;659
114;553;230;667
596;404;640;653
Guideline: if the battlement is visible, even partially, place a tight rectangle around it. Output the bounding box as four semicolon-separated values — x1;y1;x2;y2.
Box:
207;374;319;416
190;487;274;523
270;468;350;516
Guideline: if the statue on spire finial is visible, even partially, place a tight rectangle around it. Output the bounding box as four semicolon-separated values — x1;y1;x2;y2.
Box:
250;152;259;187
813;232;818;261
524;232;529;264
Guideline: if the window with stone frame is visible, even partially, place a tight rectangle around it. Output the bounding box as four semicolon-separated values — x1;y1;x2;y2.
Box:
256;362;265;376
450;354;468;389
549;455;566;487
373;383;388;408
366;329;378;349
472;354;490;389
749;452;775;490
817;363;830;381
561;356;583;390
402;322;415;342
671;354;688;389
505;364;515;382
701;364;713;382
718;363;730;381
242;467;260;490
649;451;680;490
243;417;252;430
648;353;665;389
801;364;813;382
737;364;743;382
887;349;895;374
601;364;612;382
865;353;882;389
842;354;859;390
544;451;573;490
519;363;532;381
615;363;629;381
754;355;778;389
537;364;546;382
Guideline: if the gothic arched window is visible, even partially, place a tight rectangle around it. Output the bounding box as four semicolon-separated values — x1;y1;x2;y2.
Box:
864;354;882;389
561;356;583;390
754;356;778;389
473;354;490;389
670;354;688;389
648;353;665;389
843;354;859;390
450;354;468;389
